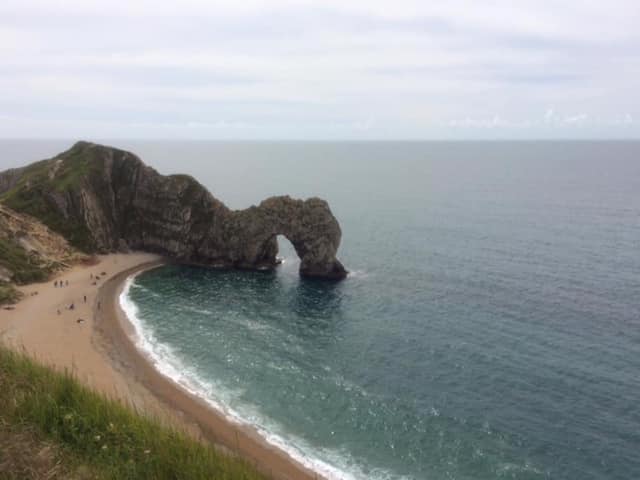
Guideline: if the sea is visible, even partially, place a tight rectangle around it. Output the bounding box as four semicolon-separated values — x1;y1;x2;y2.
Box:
2;140;640;480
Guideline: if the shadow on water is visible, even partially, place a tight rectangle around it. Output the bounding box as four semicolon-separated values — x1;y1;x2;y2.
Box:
150;264;344;321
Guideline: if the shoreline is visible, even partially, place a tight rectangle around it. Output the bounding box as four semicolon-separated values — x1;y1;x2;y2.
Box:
99;262;326;480
0;253;326;480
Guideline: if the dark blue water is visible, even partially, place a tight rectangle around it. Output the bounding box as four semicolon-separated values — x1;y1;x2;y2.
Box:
5;140;640;479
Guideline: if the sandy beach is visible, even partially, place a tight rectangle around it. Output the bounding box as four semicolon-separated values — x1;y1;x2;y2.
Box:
0;253;324;480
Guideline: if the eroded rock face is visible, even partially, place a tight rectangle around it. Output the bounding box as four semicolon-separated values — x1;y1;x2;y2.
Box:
0;142;347;280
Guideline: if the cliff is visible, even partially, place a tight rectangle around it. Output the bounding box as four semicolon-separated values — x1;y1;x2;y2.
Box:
0;142;347;280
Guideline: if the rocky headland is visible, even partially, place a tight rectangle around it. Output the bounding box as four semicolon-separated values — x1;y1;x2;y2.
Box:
0;141;347;288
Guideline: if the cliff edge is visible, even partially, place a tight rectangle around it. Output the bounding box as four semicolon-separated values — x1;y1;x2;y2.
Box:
0;142;347;280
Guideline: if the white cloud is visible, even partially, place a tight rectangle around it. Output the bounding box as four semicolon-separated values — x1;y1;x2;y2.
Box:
0;0;638;138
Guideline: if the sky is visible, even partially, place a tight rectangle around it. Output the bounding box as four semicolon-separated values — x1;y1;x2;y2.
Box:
1;0;639;140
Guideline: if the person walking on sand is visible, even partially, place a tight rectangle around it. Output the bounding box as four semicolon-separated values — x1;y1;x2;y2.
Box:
97;301;101;310
84;295;87;303
54;280;58;288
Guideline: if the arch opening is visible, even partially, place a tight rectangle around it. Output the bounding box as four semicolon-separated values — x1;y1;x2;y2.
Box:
276;234;300;269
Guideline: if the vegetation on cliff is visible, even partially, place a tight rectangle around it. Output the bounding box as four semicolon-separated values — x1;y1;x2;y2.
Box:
0;345;266;480
0;236;52;284
0;204;83;302
0;148;97;252
0;280;21;304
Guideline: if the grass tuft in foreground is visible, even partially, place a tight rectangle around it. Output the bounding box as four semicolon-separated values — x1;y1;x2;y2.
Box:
0;345;267;480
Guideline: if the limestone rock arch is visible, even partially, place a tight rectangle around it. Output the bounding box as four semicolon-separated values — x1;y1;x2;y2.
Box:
221;196;347;280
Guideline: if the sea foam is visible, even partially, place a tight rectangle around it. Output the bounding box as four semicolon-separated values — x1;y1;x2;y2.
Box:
119;273;400;480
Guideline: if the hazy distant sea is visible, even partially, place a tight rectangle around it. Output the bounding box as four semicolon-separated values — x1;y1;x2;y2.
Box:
3;140;640;479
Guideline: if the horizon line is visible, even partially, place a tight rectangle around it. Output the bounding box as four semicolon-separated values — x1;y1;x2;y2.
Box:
2;137;640;143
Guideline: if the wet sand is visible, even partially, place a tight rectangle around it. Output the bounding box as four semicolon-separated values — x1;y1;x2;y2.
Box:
0;253;324;480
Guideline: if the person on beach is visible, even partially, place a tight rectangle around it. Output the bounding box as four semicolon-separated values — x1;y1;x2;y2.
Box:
84;295;87;303
57;309;60;315
97;301;101;310
54;280;58;288
69;303;75;310
66;280;69;286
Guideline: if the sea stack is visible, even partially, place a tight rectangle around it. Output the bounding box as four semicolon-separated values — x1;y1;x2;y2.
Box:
0;141;348;280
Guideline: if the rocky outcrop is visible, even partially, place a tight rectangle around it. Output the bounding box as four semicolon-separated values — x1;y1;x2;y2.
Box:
0;142;347;280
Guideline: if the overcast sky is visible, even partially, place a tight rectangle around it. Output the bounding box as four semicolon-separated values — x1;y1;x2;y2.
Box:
1;0;639;139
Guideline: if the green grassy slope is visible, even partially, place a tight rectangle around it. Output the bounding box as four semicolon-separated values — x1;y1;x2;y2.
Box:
0;237;52;284
0;346;267;480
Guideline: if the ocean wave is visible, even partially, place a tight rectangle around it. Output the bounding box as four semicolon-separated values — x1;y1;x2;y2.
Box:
130;282;161;298
119;273;407;480
231;317;273;333
179;305;214;315
347;269;371;280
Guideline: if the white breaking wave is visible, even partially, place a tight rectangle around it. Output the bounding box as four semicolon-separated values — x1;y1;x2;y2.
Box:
347;269;371;279
119;272;406;480
179;305;214;315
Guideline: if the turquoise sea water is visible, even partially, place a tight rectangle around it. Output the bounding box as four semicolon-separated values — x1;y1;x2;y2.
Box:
4;141;640;479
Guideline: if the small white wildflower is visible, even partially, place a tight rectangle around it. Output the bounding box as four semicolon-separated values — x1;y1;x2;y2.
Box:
101;445;108;451
94;435;101;441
